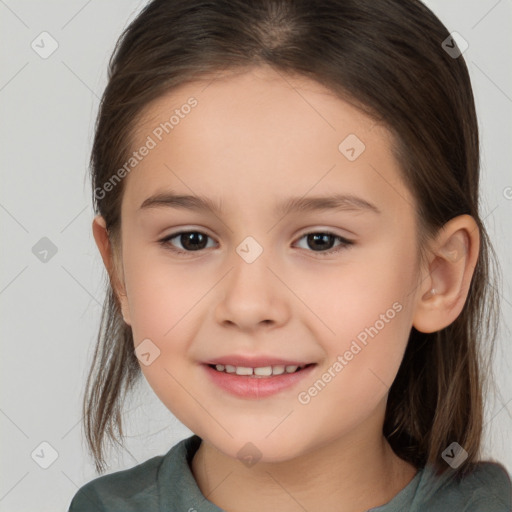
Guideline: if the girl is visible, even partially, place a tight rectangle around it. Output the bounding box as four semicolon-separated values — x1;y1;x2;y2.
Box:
69;0;511;510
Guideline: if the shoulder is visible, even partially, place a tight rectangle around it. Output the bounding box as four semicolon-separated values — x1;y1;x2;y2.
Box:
418;462;512;512
457;462;512;509
67;453;166;512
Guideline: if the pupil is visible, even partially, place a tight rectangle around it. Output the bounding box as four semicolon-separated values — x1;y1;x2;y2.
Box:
308;233;334;251
182;232;207;251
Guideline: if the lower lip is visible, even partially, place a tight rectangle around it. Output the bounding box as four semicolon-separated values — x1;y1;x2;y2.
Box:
202;363;317;399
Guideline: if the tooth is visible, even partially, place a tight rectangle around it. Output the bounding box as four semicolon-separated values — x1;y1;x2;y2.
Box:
214;363;306;375
272;365;285;375
235;366;253;376
254;366;273;376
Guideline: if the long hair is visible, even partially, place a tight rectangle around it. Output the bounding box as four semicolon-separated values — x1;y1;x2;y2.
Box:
84;0;501;476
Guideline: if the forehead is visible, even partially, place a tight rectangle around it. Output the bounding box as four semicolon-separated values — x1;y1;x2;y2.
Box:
134;65;381;145
123;65;414;220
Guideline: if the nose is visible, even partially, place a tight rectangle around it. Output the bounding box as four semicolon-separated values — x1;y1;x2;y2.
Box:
214;242;291;332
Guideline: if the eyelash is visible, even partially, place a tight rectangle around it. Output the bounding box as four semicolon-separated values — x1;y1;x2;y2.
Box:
158;230;355;257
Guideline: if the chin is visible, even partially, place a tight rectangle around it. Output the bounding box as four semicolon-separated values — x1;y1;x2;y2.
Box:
196;426;314;465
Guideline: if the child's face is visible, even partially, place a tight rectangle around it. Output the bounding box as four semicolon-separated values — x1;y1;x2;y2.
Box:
113;65;425;461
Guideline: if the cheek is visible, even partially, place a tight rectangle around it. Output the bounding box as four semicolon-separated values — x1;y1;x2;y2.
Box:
121;250;207;423
299;249;414;344
303;243;417;400
121;248;216;407
122;245;206;342
296;296;412;438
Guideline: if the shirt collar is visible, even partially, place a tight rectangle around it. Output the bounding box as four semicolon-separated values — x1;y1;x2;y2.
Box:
157;434;430;512
158;434;225;512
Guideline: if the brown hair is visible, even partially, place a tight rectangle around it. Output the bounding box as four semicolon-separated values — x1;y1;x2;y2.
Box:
84;0;501;477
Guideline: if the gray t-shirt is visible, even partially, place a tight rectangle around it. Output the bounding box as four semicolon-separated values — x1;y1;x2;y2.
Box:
68;435;512;511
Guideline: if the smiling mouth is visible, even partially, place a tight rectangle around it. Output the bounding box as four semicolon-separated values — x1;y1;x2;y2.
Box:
207;362;316;377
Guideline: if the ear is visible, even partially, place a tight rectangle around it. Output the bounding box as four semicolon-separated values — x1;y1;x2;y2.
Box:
412;214;480;333
92;215;132;326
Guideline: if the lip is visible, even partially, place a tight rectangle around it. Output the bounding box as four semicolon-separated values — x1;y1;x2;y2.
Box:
203;355;314;367
202;362;317;399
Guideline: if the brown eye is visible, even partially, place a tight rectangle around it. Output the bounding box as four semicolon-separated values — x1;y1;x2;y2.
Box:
160;231;216;254
294;232;354;256
306;233;336;251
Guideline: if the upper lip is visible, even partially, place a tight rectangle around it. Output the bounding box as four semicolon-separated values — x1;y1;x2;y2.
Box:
203;355;315;367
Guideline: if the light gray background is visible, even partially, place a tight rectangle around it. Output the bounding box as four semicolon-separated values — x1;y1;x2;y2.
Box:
0;1;511;510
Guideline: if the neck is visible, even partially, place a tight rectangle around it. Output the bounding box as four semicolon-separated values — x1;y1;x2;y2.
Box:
190;408;417;512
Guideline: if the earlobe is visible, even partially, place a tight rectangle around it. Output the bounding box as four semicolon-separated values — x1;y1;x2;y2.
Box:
412;215;480;334
91;215;132;326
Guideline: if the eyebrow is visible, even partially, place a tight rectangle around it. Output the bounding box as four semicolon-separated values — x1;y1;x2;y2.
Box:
139;190;381;216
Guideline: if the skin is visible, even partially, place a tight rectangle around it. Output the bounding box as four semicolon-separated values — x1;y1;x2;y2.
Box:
93;65;480;512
